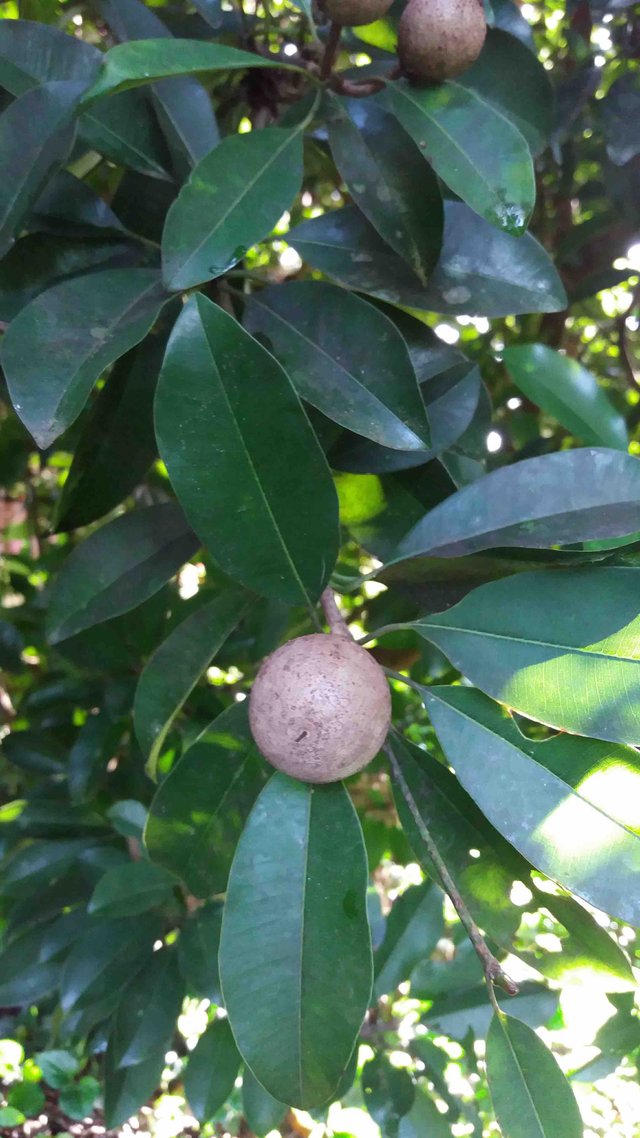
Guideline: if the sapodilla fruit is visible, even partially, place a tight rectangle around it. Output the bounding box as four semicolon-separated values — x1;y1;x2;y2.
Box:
322;0;395;27
398;0;487;82
249;631;391;784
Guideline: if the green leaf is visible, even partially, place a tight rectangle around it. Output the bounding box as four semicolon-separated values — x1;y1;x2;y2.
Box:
104;1026;166;1129
178;902;224;1003
84;39;285;101
35;1050;80;1089
362;1052;415;1138
398;1083;451;1138
411;565;640;746
58;1076;100;1121
46;503;198;645
245;281;431;450
184;1019;241;1124
219;774;373;1108
387;79;535;235
162;127;303;290
527;891;635;993
374;881;444;998
504;344;628;450
7;1082;45;1119
428;982;557;1041
60;915;160;1011
68;708;124;803
155;294;338;605
0;20;172;181
0;1109;25;1129
486;1013;583;1138
31;169;127;236
54;319;177;531
242;1068;287;1136
145;702;269;897
458;29;553;154
326;94;443;283
134;590;250;778
424;685;640;926
392;449;640;563
387;732;522;944
88;860;176;918
110;949;184;1067
289;202;566;317
1;267;170;448
0;80;85;259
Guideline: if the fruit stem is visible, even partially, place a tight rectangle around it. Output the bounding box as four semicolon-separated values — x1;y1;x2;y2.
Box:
321;588;352;638
383;740;519;999
320;20;342;80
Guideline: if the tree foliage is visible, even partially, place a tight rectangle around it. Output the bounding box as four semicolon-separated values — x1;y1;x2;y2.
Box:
0;1;639;1136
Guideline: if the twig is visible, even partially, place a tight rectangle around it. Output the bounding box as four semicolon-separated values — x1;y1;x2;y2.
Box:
321;587;352;638
331;76;386;97
383;741;519;998
320;20;341;80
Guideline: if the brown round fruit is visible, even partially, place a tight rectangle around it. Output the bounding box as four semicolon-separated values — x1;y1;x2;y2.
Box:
322;0;395;27
249;632;391;784
398;0;487;82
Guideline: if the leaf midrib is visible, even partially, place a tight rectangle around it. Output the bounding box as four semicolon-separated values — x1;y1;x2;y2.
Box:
418;619;640;666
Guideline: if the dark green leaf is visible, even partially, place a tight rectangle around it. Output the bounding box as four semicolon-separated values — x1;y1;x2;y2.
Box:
31;170;126;236
289;202;566;317
362;1052;414;1138
85;38;285;101
2;839;91;896
68;708;124;803
58;1077;100;1120
145;702;269;897
428;982;557;1041
7;1082;45;1118
184;1018;241;1123
88;860;176;918
55;319;177;531
458;29;553;154
527;891;635;993
393;449;640;562
219;774;372;1108
2;268;170;448
135;590;250;778
178;902;224;1003
374;881;443;998
242;1068;287;1136
600;73;640;166
398;1083;451;1138
245;282;431;450
424;685;640;926
46;503;198;645
155;294;338;604
411;566;640;746
504;344;628;450
35;1050;80;1089
60;915;160;1011
0;80;85;259
162;127;303;290
104;1025;166;1129
486;1013;583;1138
387;79;535;235
110;949;184;1067
326;94;443;283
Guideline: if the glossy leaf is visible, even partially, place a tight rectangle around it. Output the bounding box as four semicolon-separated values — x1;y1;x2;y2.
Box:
178;902;224;1003
425;685;640;925
289;202;566;317
184;1018;242;1123
46;503;198;644
2;268;170;448
104;1025;166;1129
60;915;160;1012
110;949;184;1067
245;281;431;450
155;294;339;604
134;590;250;777
504;344;628;450
219;774;372;1108
387;79;535;235
374;881;444;998
54;319;177;532
326;94;443;283
412;566;640;747
162;127;303;290
85;38;284;101
428;982;557;1041
362;1053;415;1138
31;169;126;235
242;1068;287;1136
88;860;176;918
459;29;554;154
144;702;269;897
486;1014;583;1138
0;81;84;259
393;449;640;562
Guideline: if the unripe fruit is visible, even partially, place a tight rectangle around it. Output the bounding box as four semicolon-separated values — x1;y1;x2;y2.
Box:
322;0;395;27
398;0;487;83
249;632;391;784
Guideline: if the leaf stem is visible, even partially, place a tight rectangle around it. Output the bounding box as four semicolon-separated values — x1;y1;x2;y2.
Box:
383;740;519;998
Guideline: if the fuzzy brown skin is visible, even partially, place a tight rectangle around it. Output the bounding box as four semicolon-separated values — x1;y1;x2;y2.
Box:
398;0;487;82
249;632;391;784
323;0;395;27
